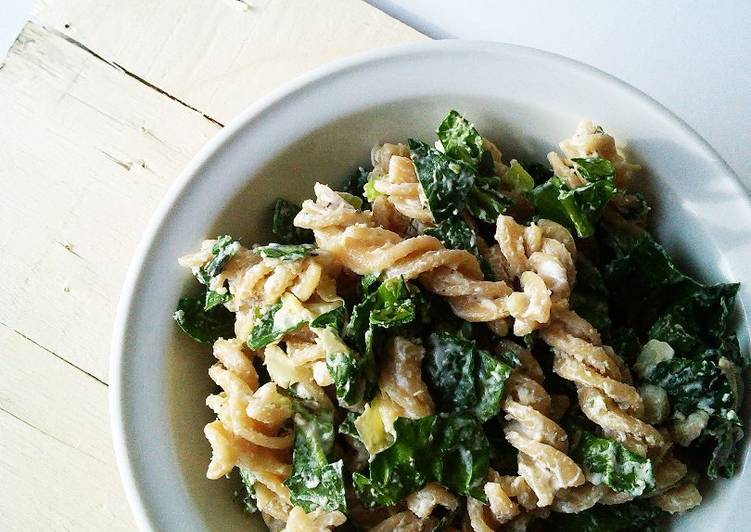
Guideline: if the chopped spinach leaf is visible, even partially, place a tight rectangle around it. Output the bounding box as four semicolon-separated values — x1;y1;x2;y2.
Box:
466;182;514;225
174;296;234;343
549;500;664;532
603;231;691;336
310;304;346;332
204;289;232;311
409;138;476;222
436;110;488;170
424;331;512;422
328;278;421;407
572;430;655;496
571;255;611;332
203;235;240;278
247;295;308;350
528;157;617;238
247;302;283;350
646;356;743;478
424;217;493;279
191;235;239;310
256;243;316;261
272;198;314;244
326;351;366;406
649;282;740;359
646;357;735;417
701;413;744;478
285;401;346;513
353;413;490;507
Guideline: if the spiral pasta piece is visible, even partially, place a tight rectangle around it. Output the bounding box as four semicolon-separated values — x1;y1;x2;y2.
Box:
369;511;423;532
492;219;663;455
406;482;459;519
469;470;546;532
203;339;295;524
501;341;585;507
281;506;346;532
554;119;641;189
295;183;517;323
374;153;434;224
180;238;350;527
379;336;435;419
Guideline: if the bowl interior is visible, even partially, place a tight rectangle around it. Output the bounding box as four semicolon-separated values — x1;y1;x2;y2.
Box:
114;42;751;531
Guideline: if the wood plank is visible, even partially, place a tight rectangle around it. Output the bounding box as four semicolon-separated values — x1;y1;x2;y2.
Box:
33;0;426;124
0;22;221;382
0;324;133;531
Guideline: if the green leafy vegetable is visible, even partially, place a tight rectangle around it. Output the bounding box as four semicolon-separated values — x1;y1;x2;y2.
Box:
645;356;743;478
573;430;655;496
353;413;490;507
247;302;284;350
424;218;493;278
247;295;308;350
367;277;419;329
190;235;240;310
202;236;240;278
436;110;492;173
284;401;346;513
603;231;694;336
326;351;364;406
434;111;512;223
342;167;372;209
649;282;740;359
549;500;664;532
502;160;535;193
238;467;258;513
203;289;232;311
423;331;512;422
571;255;611;332
646;357;735;417
328;278;420;407
702;413;744;478
272;198;314;244
409;138;476;221
174;296;234;343
466;180;514;224
256;243;316;261
604;231;744;363
310;304;346;332
528;157;617;238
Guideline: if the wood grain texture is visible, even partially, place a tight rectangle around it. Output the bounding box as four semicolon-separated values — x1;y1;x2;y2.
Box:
0;324;133;531
1;1;423;529
0;22;221;383
34;0;426;124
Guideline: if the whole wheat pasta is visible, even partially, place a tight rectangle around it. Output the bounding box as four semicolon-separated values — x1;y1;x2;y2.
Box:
172;113;738;529
500;341;586;507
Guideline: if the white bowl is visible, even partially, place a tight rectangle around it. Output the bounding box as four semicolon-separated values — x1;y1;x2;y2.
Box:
111;40;751;531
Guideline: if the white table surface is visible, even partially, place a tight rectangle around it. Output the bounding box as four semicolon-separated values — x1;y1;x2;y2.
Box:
366;0;751;186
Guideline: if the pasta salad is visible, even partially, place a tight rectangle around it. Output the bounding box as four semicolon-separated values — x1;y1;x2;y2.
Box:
174;111;745;531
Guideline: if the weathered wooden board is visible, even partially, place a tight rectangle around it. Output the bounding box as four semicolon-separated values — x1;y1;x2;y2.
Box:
34;0;426;124
0;22;221;383
0;324;133;530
